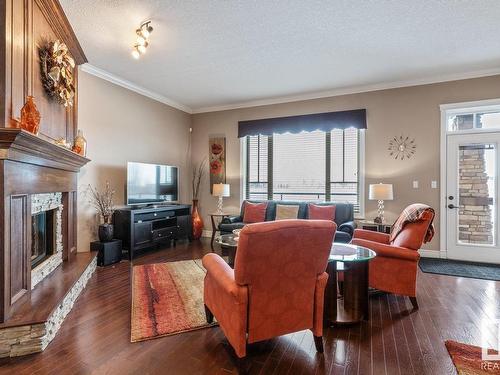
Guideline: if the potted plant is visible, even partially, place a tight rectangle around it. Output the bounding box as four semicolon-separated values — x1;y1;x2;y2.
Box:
86;182;115;242
191;159;207;240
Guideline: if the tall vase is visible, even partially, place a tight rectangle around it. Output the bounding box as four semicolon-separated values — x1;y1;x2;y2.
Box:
98;215;114;242
20;96;41;135
191;199;203;240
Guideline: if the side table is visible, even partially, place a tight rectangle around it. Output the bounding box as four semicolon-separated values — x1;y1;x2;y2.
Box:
357;220;391;234
209;213;234;250
324;243;376;325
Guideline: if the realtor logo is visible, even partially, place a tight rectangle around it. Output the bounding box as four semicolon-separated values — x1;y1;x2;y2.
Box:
482;319;500;362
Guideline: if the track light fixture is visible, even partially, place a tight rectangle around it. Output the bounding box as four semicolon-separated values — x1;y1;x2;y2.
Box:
131;21;153;59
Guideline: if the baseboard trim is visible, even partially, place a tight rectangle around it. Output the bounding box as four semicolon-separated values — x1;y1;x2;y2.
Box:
419;249;443;258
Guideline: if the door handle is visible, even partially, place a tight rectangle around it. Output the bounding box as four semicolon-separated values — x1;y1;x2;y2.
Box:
448;204;459;209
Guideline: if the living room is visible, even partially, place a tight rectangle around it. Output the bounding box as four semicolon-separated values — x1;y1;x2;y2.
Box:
0;1;499;374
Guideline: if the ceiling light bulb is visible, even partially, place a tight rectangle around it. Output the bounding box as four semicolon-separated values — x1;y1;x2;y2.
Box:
137;44;147;54
131;49;140;59
140;28;150;39
136;35;146;46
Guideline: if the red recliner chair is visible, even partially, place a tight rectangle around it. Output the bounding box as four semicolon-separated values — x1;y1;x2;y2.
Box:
351;205;435;309
202;219;336;359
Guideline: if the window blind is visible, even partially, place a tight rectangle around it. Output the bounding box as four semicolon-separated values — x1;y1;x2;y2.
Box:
246;129;361;212
247;135;269;200
273;131;326;201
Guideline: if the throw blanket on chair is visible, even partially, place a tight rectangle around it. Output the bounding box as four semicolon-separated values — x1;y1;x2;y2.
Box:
390;203;435;243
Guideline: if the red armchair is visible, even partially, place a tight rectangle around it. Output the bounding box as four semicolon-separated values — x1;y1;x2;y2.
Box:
203;219;336;359
351;209;434;309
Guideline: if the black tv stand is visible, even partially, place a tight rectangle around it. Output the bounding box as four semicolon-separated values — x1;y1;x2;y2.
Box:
113;204;192;260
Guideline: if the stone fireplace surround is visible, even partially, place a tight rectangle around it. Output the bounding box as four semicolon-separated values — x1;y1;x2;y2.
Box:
31;193;64;289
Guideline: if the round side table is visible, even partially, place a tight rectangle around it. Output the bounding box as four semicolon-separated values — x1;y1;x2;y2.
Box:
324;243;376;326
209;213;233;250
216;233;238;267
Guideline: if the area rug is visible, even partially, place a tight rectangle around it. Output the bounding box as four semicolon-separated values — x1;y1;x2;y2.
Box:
419;258;500;281
446;340;500;374
131;259;216;342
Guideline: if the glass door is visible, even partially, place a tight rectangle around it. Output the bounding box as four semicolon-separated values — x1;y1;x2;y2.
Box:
446;133;500;263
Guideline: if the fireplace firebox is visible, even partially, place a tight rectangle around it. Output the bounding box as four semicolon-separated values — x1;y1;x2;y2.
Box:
31;209;56;269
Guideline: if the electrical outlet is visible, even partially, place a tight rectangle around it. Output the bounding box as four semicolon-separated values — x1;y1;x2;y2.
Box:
431;180;437;189
413;180;419;189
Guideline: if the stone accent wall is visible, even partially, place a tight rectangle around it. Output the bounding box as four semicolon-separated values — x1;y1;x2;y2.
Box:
458;147;493;244
0;256;96;357
31;193;64;289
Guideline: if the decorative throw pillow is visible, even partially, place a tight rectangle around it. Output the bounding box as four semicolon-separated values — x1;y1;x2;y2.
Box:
243;202;268;223
308;204;336;221
275;204;300;220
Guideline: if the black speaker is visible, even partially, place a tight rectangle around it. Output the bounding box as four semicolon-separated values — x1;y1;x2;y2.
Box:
91;239;122;266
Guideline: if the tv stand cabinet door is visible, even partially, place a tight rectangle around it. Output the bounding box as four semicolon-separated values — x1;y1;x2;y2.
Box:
176;215;192;240
134;222;152;247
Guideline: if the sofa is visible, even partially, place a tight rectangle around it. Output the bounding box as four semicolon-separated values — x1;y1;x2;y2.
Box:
220;200;356;243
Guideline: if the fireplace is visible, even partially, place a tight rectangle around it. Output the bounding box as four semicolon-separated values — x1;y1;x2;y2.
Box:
31;209;56;269
30;193;64;289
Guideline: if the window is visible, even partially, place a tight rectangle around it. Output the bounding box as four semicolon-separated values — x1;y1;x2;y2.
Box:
244;128;363;212
448;109;500;132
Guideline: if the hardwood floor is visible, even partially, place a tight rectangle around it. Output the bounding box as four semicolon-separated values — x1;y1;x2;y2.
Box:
0;238;498;374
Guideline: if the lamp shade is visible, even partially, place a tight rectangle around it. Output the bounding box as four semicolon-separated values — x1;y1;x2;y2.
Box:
212;183;230;197
369;183;393;200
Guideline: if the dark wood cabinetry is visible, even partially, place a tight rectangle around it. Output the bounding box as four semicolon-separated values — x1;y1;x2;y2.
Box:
114;205;192;259
0;0;88;322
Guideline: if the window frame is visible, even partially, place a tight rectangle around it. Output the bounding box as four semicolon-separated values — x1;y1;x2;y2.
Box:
240;129;365;218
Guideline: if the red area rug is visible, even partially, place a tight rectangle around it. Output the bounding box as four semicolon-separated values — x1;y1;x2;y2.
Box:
131;259;215;342
446;340;500;374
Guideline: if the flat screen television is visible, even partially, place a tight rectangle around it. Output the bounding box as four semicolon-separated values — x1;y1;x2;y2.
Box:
127;162;179;205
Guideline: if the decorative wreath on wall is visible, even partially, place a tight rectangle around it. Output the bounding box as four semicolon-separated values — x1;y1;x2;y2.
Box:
39;40;75;107
388;135;417;160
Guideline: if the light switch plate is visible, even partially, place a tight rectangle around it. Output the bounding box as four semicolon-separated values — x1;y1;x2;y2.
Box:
431;180;437;189
413;180;419;189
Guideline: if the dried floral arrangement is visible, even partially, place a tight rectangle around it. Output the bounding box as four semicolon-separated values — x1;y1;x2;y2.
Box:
192;158;207;200
85;182;115;224
39;40;75;107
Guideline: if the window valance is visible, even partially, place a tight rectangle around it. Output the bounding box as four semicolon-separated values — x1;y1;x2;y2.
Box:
237;109;366;138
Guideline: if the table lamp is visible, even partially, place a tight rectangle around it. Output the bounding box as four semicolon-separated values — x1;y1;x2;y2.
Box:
213;183;230;214
369;183;393;223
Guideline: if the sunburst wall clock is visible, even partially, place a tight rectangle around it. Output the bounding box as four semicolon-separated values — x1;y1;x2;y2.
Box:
388;135;416;160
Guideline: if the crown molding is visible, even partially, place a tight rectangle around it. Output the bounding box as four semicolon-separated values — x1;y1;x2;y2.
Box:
192;67;500;114
80;64;193;114
80;63;500;115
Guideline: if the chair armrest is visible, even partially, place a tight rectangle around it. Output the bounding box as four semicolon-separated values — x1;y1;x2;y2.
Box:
351;238;419;262
202;253;248;358
338;221;356;236
202;254;246;302
221;215;243;224
352;228;390;244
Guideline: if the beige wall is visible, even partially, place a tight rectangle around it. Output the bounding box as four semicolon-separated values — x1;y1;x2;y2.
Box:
191;75;500;251
76;71;192;251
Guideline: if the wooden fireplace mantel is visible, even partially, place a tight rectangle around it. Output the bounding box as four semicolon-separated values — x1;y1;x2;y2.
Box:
0;129;90;172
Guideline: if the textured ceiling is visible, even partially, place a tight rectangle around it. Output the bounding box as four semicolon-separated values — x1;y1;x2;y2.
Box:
60;0;500;112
